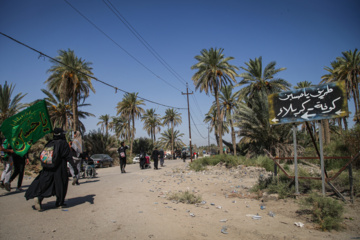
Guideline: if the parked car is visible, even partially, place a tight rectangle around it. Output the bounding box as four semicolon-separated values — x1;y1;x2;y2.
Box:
90;154;113;168
133;154;140;164
165;153;172;160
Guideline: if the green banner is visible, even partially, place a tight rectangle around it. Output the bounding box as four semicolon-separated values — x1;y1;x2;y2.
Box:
0;100;53;157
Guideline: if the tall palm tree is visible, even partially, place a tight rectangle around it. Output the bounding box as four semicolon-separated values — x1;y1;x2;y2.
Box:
236;56;291;100
0;81;27;124
322;49;360;123
109;116;128;139
157;128;185;150
162;108;182;159
45;49;95;132
116;92;145;154
218;85;238;155
191;47;238;155
97;114;111;135
142;108;162;142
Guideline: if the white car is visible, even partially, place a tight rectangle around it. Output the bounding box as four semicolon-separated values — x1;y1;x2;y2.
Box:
133;155;140;163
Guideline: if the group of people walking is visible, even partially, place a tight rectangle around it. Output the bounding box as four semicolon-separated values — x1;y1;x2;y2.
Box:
1;126;184;212
117;144;166;172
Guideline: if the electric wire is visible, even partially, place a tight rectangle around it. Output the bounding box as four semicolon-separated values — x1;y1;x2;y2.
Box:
102;0;187;87
63;0;183;92
190;114;206;139
0;32;186;110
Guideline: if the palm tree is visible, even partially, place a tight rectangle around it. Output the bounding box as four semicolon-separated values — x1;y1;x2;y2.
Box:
191;47;238;154
157;128;185;150
97;114;111;135
45;49;95;132
204;105;229;149
142;108;162;142
39;89;95;133
218;85;238;155
233;91;293;158
109;116;128;139
40;89;72;130
0;81;27;124
83;129;119;162
322;49;360;123
236;56;291;100
116;92;145;154
294;81;314;90
162;108;182;159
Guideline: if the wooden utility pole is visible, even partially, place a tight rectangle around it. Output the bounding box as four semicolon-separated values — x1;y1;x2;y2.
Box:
182;83;193;162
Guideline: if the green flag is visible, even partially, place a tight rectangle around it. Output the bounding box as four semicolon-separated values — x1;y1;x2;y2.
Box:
0;100;53;157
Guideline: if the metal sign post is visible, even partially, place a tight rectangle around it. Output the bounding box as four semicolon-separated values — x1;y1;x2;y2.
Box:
293;124;300;195
318;121;326;196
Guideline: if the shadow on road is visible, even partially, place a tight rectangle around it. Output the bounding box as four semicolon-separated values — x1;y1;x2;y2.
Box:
39;194;96;211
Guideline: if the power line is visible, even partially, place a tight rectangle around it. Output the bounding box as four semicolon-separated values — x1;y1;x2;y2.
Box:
63;0;183;92
0;32;186;110
190;115;206;139
102;0;187;87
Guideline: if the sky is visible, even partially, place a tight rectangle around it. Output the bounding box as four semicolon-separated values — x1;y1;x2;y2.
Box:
1;0;359;147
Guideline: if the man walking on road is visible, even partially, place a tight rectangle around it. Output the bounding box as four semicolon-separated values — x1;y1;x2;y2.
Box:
152;147;160;170
159;149;165;167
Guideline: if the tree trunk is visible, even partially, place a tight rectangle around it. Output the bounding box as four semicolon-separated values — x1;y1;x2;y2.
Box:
131;115;134;155
230;117;236;156
127;117;131;142
215;86;223;155
171;121;174;159
343;117;348;130
72;90;78;132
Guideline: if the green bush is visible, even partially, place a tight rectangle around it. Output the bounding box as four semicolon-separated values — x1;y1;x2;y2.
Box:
167;190;202;204
300;192;344;231
250;173;294;199
189;155;243;171
253;155;274;172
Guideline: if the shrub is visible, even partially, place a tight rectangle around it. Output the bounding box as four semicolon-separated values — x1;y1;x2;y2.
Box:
300;192;344;231
167;190;202;204
253;155;274;172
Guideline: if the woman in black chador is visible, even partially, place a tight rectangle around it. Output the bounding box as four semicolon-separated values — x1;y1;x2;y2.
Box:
25;128;78;211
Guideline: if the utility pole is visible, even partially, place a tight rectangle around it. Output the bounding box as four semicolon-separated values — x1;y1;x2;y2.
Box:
182;83;193;162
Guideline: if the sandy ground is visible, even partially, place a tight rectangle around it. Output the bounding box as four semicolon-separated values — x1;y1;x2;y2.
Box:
0;158;359;240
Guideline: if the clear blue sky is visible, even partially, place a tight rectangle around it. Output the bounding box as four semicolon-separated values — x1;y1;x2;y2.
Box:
1;0;359;147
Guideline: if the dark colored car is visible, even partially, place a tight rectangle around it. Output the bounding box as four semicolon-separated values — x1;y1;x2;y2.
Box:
90;154;113;168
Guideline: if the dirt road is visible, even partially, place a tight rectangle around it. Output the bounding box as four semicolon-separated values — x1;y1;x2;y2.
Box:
0;159;359;240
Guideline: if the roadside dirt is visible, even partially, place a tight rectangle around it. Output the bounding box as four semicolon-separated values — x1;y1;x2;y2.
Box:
0;159;359;239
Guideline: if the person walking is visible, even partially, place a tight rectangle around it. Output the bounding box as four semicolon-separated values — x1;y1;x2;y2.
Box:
9;152;29;191
181;150;187;162
0;139;14;192
25;128;78;211
69;130;82;185
159;149;165;167
151;147;160;170
139;147;146;170
117;141;129;173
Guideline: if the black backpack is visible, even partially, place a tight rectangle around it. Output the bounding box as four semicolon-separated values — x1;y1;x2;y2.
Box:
39;140;59;168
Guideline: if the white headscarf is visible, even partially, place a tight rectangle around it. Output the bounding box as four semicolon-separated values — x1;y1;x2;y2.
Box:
72;130;83;158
